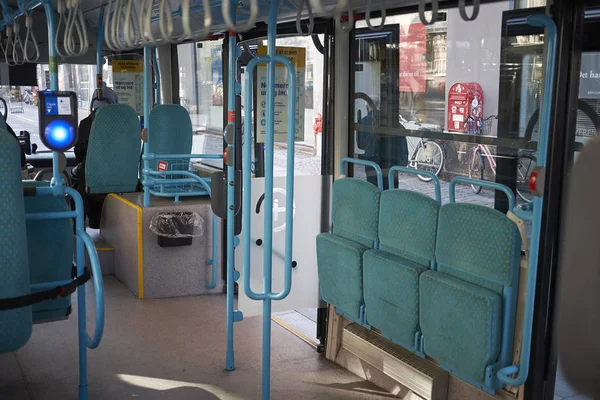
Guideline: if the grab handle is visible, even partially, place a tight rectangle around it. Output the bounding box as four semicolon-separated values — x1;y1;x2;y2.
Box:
222;0;258;33
340;157;383;191
242;55;297;302
78;230;105;349
449;177;516;210
388;166;441;203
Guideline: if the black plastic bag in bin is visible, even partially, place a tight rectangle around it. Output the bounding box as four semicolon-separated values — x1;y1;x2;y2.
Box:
150;212;204;247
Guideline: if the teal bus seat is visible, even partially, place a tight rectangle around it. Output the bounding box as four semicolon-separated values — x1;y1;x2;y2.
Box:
86;104;141;194
363;189;440;350
316;178;380;321
148;104;193;172
0;127;32;354
420;203;521;391
23;181;73;323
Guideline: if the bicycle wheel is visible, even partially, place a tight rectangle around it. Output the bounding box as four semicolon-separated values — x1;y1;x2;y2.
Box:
0;97;8;121
469;148;484;194
516;152;537;203
413;140;445;182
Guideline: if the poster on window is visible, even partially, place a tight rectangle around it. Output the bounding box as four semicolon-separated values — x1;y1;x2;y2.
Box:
399;23;426;93
256;46;306;143
112;59;144;115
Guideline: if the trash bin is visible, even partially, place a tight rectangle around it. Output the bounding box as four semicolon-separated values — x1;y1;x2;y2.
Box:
149;212;204;247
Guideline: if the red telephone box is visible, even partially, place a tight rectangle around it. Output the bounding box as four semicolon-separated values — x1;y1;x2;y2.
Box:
447;82;484;133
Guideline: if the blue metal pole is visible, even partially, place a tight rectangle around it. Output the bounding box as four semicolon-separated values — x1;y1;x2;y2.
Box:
152;47;161;104
42;0;62;193
143;45;152;207
261;1;279;397
497;14;558;387
96;11;104;91
225;24;237;371
0;1;41;28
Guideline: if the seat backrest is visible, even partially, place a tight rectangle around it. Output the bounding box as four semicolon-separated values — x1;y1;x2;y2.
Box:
0;127;32;353
148;104;193;171
332;178;381;248
86;104;141;194
436;203;521;293
23;181;73;321
379;189;440;268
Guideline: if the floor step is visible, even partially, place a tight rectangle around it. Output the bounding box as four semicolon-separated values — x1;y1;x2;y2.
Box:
85;229;115;276
342;323;448;400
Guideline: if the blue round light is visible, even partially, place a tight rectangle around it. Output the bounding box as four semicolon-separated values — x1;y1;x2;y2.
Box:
44;120;76;151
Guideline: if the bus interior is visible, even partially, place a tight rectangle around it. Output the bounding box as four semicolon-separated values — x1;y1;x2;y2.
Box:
0;0;598;399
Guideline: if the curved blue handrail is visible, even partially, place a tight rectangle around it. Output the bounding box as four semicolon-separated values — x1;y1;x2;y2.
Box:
497;14;557;388
449;177;516;211
242;55;296;303
388;166;442;203
78;230;105;350
340;157;384;190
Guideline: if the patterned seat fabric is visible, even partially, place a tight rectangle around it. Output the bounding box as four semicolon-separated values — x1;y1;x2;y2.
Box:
316;178;380;319
23;181;73;323
317;233;367;319
420;203;521;384
363;190;440;349
0;127;32;353
148;105;193;172
86;104;141;194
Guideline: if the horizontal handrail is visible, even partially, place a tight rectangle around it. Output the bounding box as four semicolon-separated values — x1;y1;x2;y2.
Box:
449;177;516;210
340;157;383;190
143;153;223;160
388;166;442;203
78;229;105;350
144;169;212;194
0;0;41;29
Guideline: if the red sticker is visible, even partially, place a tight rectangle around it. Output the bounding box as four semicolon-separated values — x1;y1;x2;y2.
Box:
158;161;168;172
228;110;235;123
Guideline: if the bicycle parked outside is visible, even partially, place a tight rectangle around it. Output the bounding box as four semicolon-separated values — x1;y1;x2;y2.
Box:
467;115;537;203
400;114;446;182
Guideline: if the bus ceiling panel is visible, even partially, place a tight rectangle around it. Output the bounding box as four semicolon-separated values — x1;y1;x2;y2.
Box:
43;0;508;52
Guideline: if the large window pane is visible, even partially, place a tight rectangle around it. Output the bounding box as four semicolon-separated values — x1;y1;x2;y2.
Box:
178;40;224;169
352;1;540;210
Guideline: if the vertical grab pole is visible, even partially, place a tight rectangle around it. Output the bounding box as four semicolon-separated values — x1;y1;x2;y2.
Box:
496;14;557;387
41;1;85;397
143;45;152;207
225;11;238;371
96;10;104;93
42;0;62;192
261;1;279;397
152;47;161;104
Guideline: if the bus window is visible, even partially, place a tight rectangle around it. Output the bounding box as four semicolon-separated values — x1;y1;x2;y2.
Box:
177;39;225;170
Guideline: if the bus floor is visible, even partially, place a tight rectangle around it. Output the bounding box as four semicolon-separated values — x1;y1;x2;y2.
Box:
0;276;396;400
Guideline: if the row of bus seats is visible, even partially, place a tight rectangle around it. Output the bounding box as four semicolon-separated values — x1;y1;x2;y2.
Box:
85;103;195;199
1;103;195;329
316;159;522;394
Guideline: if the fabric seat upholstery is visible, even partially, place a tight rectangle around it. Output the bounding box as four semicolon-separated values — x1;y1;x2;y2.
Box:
148;104;193;172
316;178;380;320
363;189;440;349
0;127;31;353
420;203;521;385
86;104;141;194
23;181;73;323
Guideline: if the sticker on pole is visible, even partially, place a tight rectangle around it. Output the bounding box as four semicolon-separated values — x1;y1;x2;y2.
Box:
158;161;168;171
